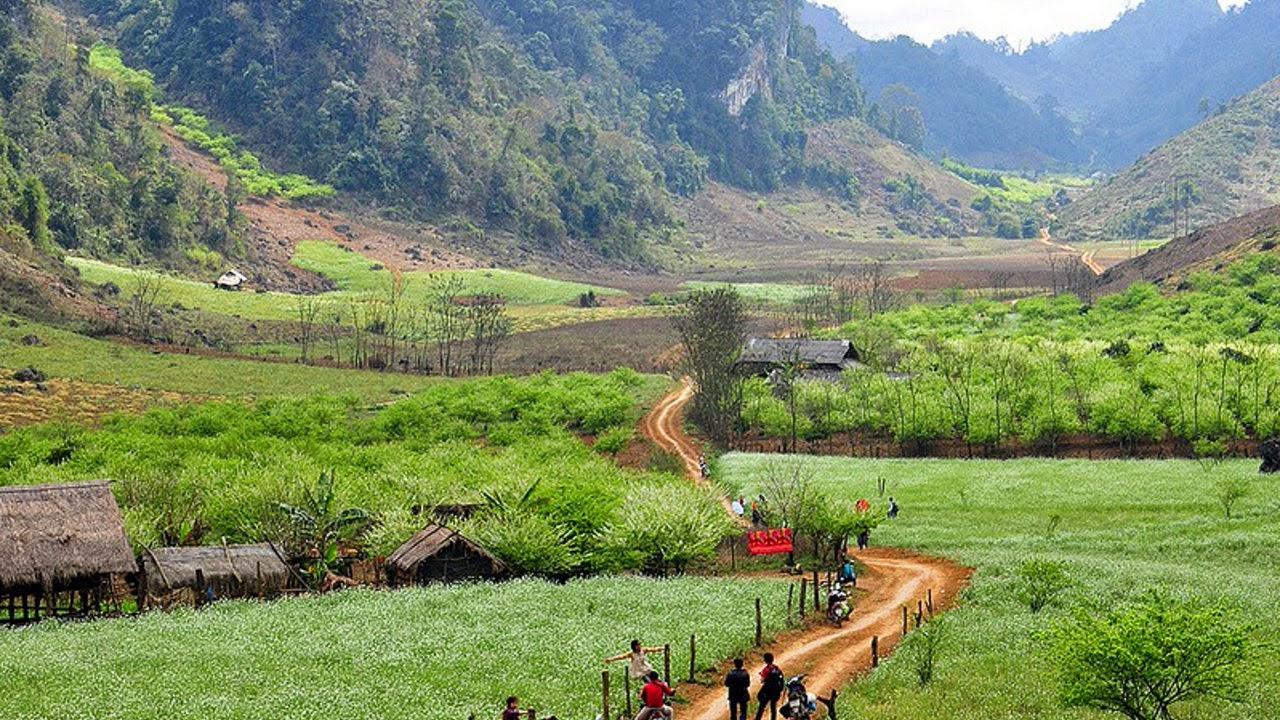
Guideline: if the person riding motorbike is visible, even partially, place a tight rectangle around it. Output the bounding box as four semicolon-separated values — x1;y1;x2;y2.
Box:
826;583;850;626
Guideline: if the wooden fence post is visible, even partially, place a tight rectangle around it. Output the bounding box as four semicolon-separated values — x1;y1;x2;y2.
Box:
811;568;820;611
663;644;671;684
601;670;610;720
917;600;924;628
754;598;763;646
927;588;934;615
817;690;838;720
624;670;632;717
798;579;807;619
689;634;696;683
902;605;908;635
526;709;535;720
786;583;794;621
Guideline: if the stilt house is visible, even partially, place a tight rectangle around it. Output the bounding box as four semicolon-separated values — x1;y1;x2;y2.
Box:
0;481;137;623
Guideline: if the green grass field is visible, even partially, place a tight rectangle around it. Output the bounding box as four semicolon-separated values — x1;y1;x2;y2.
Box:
724;455;1280;720
0;575;793;720
68;242;627;323
0;315;435;400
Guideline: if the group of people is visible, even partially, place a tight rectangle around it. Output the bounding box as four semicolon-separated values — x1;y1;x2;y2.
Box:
597;641;788;720
728;495;768;526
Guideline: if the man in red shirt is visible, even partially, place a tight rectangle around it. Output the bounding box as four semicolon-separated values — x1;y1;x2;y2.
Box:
635;670;673;720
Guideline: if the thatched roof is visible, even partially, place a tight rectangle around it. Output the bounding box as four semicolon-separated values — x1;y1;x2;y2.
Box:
384;524;506;575
139;542;292;595
738;338;860;369
0;481;137;592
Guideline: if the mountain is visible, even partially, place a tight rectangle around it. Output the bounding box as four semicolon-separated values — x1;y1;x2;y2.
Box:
935;0;1223;118
1060;76;1280;239
0;3;246;320
66;0;868;264
802;3;1081;169
932;0;1280;169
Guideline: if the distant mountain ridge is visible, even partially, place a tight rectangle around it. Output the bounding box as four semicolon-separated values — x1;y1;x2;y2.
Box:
802;3;1081;168
806;0;1280;171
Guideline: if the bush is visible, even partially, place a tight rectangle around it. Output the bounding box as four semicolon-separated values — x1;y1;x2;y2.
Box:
1014;558;1072;613
603;485;734;575
1049;591;1253;720
593;425;633;455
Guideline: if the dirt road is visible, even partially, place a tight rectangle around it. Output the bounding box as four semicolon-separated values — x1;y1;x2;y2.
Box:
638;383;972;716
640;380;702;480
1038;228;1104;275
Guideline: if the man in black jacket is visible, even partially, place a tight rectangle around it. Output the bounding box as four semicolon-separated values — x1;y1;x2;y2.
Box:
724;657;751;720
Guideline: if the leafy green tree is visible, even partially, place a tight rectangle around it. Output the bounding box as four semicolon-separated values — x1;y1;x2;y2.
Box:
1049;591;1252;720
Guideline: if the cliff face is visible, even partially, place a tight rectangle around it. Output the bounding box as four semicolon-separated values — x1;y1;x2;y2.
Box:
720;0;795;116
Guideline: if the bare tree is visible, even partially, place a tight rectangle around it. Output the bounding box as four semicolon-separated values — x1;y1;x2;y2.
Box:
671;288;749;444
293;296;322;363
430;275;467;376
466;295;511;375
126;274;168;342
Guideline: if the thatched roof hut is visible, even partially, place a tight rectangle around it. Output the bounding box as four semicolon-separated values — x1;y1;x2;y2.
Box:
0;481;137;595
384;525;507;586
139;543;293;601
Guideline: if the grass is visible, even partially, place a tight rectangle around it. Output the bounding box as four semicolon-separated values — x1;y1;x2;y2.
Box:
66;242;633;332
0;575;794;720
0;316;435;401
723;454;1280;719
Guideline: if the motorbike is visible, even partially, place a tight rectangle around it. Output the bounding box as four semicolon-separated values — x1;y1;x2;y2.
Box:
779;674;816;720
826;584;850;627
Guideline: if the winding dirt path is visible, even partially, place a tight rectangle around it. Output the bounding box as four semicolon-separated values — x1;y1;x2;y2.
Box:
638;382;973;716
1038;228;1104;275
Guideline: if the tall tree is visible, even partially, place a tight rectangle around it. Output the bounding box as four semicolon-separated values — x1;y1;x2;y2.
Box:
671;287;748;443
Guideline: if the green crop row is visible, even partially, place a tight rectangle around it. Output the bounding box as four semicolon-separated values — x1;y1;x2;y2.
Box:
0;370;726;575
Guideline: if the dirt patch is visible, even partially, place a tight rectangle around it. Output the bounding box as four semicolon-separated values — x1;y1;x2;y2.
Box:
493;316;677;375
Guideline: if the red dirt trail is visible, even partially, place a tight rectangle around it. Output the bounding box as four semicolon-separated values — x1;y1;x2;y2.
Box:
638;381;972;718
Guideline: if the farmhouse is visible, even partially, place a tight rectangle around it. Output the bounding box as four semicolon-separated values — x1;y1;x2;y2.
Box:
0;480;138;623
736;338;861;379
384;524;507;586
138;542;294;607
214;268;248;290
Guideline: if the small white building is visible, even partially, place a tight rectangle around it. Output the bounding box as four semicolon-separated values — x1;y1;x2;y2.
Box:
214;269;248;291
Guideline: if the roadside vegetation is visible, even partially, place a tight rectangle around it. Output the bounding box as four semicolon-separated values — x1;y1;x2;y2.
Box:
724;454;1279;720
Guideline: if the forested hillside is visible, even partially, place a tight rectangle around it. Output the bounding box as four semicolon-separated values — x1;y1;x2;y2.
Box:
68;0;867;263
0;1;241;318
1061;76;1280;239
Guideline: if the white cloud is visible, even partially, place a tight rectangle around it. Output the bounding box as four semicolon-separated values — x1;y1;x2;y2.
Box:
817;0;1248;47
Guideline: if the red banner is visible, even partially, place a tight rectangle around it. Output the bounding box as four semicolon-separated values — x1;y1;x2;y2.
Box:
747;528;794;555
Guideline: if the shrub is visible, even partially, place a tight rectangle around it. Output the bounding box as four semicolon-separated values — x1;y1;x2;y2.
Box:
1014;558;1073;613
1049;591;1252;720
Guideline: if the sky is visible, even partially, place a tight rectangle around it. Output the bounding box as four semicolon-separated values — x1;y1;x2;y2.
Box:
818;0;1248;47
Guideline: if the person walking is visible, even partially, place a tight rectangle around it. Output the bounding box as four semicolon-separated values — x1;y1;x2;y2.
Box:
753;652;784;720
605;639;663;682
887;497;899;519
731;497;745;517
635;671;673;720
724;657;751;720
